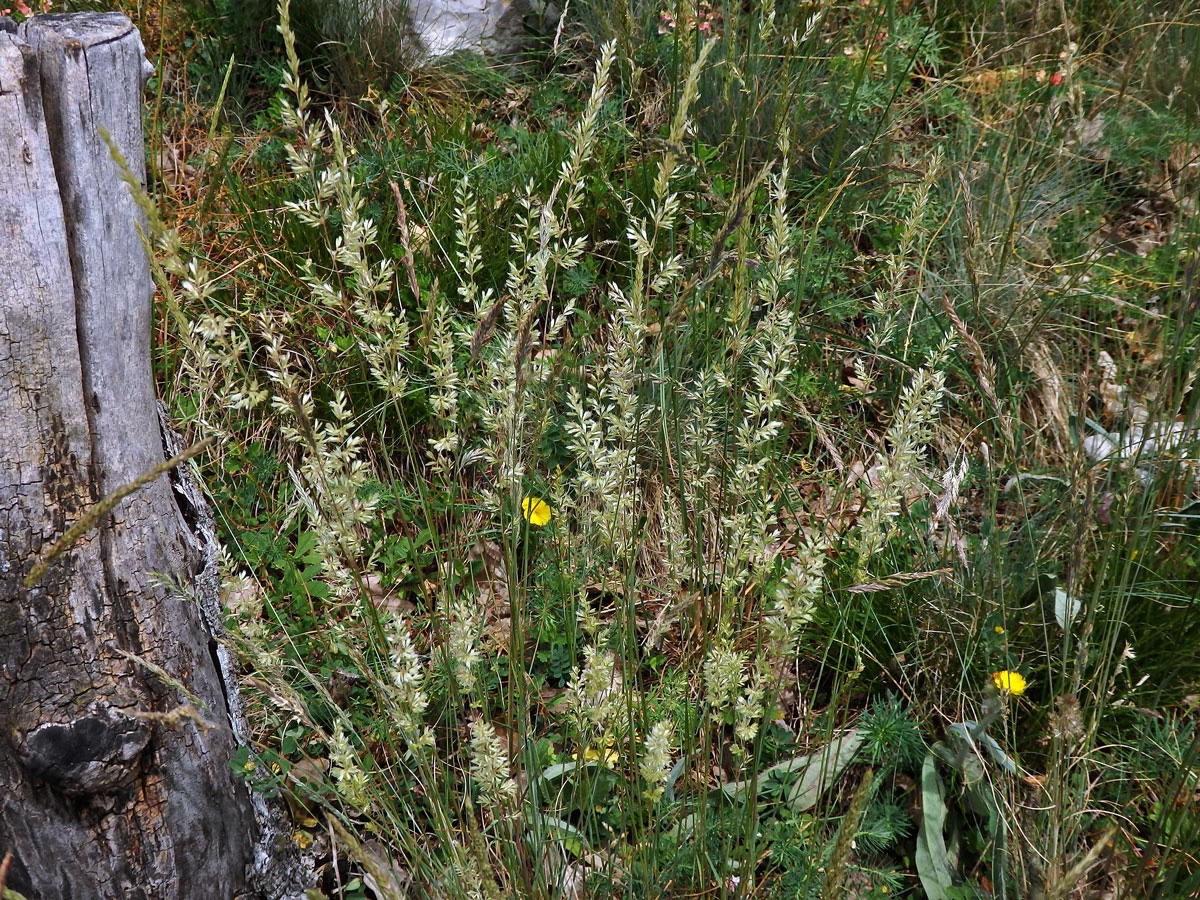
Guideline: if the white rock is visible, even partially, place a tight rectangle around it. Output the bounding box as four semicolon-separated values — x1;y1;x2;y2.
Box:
360;0;555;58
412;0;527;55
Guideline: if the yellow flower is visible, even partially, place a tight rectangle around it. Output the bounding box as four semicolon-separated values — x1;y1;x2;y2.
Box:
992;670;1027;696
521;496;553;527
573;742;618;767
585;745;619;766
994;626;1005;634
291;830;314;850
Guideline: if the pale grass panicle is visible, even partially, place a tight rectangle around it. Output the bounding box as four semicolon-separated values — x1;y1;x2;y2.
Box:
569;646;624;732
718;297;799;594
453;177;490;318
853;336;955;565
329;722;372;811
655;482;692;599
659;137;802;600
384;612;433;747
867;155;940;355
445;593;483;695
733;674;767;745
424;284;462;472
561;74;804;613
764;537;826;668
639;719;676;800
561;45;718;584
703;633;748;713
468;718;518;806
457;44;616;512
219;561;281;671
674;369;723;564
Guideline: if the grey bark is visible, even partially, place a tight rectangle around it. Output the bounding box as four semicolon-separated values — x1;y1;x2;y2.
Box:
0;14;296;900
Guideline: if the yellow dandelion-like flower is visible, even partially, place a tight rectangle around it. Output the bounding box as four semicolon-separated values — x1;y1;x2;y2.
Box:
994;626;1005;634
521;496;553;527
585;745;619;766
573;741;618;767
992;670;1027;696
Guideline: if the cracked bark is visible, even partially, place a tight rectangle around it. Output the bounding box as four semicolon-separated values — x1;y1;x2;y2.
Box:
0;14;287;900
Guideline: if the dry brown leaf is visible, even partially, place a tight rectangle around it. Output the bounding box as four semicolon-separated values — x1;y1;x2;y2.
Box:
486;616;513;650
470;540;512;629
157;143;196;190
357;839;410;900
362;573;416;616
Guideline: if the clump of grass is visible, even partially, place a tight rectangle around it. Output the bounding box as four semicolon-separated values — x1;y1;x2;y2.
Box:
144;0;1200;895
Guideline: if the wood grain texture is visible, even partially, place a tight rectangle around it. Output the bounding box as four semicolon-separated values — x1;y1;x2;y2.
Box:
0;14;277;899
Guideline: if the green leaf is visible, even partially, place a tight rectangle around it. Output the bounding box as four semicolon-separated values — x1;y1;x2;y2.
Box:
916;752;957;900
663;753;688;804
538;759;605;787
528;811;590;859
720;728;863;813
296;530;320;563
785;729;864;812
975;730;1018;776
1054;587;1081;630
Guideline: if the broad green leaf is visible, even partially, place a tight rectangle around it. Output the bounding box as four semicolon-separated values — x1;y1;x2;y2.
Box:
975;730;1018;775
786;729;864;812
528;812;590;859
720;728;863;812
916;752;957;900
664;753;688;803
539;760;585;783
666;731;862;842
1054;587;1081;630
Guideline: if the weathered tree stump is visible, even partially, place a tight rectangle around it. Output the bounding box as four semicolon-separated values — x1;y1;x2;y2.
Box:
0;14;280;899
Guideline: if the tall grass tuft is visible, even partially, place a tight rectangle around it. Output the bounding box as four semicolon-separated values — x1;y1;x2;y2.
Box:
145;0;1200;894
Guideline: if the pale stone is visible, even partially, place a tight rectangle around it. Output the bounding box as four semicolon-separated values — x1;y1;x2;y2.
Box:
412;0;530;54
356;0;554;59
